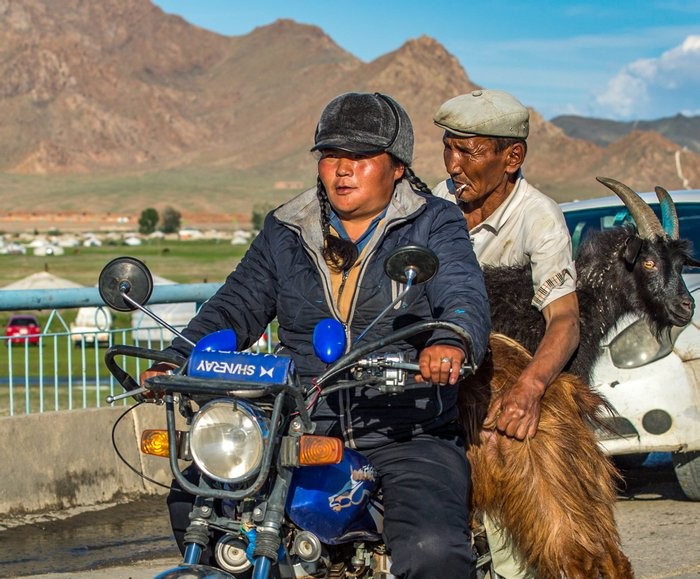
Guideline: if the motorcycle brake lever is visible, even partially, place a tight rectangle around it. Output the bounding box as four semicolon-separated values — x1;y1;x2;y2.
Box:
106;386;149;404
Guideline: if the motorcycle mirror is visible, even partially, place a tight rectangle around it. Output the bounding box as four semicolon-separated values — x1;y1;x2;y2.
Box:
384;245;439;285
98;256;154;312
352;246;440;347
313;318;347;364
98;256;196;347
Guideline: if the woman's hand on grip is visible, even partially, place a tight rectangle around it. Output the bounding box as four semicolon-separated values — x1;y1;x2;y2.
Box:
138;362;179;400
416;345;465;386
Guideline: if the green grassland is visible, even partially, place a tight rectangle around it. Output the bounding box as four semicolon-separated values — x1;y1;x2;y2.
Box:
0;239;251;328
1;239;249;285
0;239;260;416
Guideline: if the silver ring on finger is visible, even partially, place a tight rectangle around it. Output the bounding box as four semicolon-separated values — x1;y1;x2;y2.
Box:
440;357;451;364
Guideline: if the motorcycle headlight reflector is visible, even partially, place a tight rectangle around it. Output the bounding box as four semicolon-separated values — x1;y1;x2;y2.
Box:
190;400;267;483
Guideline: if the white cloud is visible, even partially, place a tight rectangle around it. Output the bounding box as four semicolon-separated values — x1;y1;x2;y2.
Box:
594;35;700;119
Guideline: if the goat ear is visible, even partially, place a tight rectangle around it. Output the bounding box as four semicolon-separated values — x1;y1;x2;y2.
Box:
623;236;642;265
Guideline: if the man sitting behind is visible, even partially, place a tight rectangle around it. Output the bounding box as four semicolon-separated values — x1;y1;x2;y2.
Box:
433;89;580;578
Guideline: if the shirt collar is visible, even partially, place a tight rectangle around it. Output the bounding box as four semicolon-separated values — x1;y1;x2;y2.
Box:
470;170;525;235
330;207;388;255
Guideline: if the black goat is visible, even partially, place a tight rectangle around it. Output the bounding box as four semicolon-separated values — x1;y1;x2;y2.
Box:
461;177;695;575
483;177;697;381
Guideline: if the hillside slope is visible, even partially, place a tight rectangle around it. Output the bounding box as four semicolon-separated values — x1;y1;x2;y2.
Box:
0;0;697;223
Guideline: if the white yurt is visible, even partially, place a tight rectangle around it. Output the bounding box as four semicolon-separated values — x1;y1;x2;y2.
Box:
2;271;83;290
70;287;114;345
33;244;65;256
131;275;197;345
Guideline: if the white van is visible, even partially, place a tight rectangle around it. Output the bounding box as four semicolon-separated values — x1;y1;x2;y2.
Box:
561;190;700;500
70;306;113;347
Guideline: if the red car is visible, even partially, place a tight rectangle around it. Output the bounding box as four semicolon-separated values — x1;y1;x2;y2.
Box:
5;314;41;345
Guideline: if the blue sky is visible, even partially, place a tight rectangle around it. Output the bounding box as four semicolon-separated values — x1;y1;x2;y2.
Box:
153;1;700;121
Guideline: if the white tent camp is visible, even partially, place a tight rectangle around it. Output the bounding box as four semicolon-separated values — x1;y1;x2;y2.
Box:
70;296;114;345
60;273;115;343
131;274;197;345
32;243;65;256
2;271;83;290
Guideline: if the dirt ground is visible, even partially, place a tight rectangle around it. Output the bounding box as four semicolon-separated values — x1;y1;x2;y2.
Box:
2;459;699;579
613;458;700;578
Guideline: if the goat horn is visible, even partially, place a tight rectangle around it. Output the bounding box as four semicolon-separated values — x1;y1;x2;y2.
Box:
654;185;679;240
595;176;665;240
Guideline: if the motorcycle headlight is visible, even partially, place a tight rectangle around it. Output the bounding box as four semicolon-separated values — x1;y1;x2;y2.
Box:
190;399;268;483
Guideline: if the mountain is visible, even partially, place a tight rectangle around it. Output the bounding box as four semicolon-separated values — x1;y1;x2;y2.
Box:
550;114;700;154
595;131;700;190
0;0;226;173
526;114;700;198
0;0;697;229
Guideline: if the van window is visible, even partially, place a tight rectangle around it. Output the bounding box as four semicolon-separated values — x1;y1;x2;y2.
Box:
564;202;700;259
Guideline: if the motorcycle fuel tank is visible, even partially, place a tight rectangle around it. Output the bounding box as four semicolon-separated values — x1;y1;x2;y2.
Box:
286;448;381;544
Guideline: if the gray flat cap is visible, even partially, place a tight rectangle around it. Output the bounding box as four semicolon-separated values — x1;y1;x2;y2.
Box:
433;89;529;139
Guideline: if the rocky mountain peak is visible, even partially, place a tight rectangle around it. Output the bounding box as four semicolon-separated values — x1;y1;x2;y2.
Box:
0;0;696;216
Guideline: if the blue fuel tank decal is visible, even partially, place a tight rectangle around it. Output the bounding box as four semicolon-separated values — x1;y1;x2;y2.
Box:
286;448;380;544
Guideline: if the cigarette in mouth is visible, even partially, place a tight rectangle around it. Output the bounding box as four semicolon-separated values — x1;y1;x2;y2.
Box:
453;183;467;195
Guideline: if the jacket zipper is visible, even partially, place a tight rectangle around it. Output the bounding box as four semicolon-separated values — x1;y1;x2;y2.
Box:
287;209;419;450
337;269;349;304
340;217;413;450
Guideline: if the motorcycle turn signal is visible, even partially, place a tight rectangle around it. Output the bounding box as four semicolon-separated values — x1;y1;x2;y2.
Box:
280;435;344;467
140;429;185;459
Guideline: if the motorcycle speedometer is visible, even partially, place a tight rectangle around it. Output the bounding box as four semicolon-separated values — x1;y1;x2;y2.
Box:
190;399;268;483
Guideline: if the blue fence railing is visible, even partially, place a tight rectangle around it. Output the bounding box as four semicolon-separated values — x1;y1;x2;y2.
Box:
0;284;273;417
0;326;174;416
0;284;221;311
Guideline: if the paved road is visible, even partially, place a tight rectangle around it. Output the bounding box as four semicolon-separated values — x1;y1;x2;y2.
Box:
4;458;700;579
613;455;700;579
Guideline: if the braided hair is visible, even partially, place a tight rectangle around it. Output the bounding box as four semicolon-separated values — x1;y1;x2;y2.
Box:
317;176;359;272
403;166;432;195
317;160;433;272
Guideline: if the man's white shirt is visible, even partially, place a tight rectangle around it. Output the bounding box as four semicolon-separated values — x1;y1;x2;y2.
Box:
433;174;576;310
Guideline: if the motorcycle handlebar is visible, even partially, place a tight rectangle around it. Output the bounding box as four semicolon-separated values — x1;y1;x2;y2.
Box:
104;344;185;394
104;320;474;400
360;358;473;377
315;320;475;388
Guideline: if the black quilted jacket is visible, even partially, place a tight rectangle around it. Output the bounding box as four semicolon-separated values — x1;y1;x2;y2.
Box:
167;180;490;449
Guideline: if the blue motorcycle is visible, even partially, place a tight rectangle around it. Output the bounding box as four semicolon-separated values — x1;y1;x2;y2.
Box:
99;247;491;578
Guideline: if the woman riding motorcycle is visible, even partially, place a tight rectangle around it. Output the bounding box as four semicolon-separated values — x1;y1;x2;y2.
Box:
143;91;491;578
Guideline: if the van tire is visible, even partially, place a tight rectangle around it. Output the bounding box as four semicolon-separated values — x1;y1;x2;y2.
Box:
673;451;700;500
